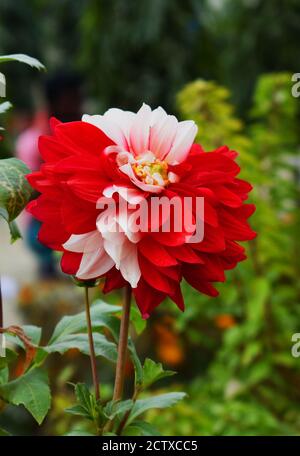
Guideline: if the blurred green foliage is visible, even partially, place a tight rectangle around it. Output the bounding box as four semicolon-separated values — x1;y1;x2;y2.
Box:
147;72;300;435
1;0;300;114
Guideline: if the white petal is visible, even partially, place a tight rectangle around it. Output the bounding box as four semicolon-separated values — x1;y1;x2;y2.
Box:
82;113;128;149
104;108;135;145
96;201;141;288
103;237;124;269
77;248;114;279
135;151;156;163
129;103;152;156
119;242;141;288
165;120;198;165
116;205;142;244
96;207;117;234
97;214;125;268
99;188;143;243
150;106;168;125
168;171;180;183
149;114;178;160
63;231;114;280
105;145;126;157
63;231;103;254
103;185;145;204
115;151;135;166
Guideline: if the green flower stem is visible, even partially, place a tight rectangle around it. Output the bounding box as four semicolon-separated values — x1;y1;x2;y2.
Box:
113;285;132;401
84;287;100;401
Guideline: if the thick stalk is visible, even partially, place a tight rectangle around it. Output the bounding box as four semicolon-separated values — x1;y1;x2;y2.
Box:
113;285;132;401
84;287;100;401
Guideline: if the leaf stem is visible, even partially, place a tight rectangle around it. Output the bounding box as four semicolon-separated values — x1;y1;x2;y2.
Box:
84;287;100;401
113;284;132;401
116;387;140;435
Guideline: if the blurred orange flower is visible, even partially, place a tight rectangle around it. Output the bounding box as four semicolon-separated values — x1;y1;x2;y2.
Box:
154;317;184;366
214;314;236;329
19;285;34;306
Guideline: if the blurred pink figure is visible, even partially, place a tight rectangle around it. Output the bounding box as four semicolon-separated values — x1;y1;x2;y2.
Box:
15;72;83;279
15;111;57;279
16;111;49;172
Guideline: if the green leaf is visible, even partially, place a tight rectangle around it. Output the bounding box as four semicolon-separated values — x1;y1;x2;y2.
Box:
128;338;143;386
0;348;18;369
0;158;32;241
0;208;22;242
48;301;144;386
0;54;45;71
242;341;262;366
0;101;12;114
65;430;96;436
65;404;91;420
43;332;117;362
22;325;42;345
0;427;10;436
126;392;186;425
75;383;92;409
5;325;42;348
246;277;270;325
123;420;160;436
7;220;22;243
246;361;272;387
66;383;106;427
0;368;51;424
0;367;8;385
103;399;133;420
141;358;176;390
130;306;147;335
49;300;121;344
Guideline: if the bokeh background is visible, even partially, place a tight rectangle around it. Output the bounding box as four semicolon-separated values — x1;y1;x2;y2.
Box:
1;0;300;436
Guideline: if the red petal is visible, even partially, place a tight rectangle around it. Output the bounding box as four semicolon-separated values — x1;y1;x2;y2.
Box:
61;251;82;275
167;245;203;264
183;264;219;297
133;278;165;319
103;267;127;293
60;192;98;234
138;237;178;267
168;284;185;311
219;207;256;241
38;222;69;250
139;255;175;294
39;135;71;162
54;121;114;156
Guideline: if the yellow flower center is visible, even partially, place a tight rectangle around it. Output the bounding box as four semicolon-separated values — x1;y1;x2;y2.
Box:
132;158;169;186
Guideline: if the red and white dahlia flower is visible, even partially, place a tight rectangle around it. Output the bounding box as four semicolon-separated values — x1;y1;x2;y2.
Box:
27;103;256;318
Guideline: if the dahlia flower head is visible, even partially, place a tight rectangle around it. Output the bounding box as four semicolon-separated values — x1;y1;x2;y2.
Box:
27;103;256;318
